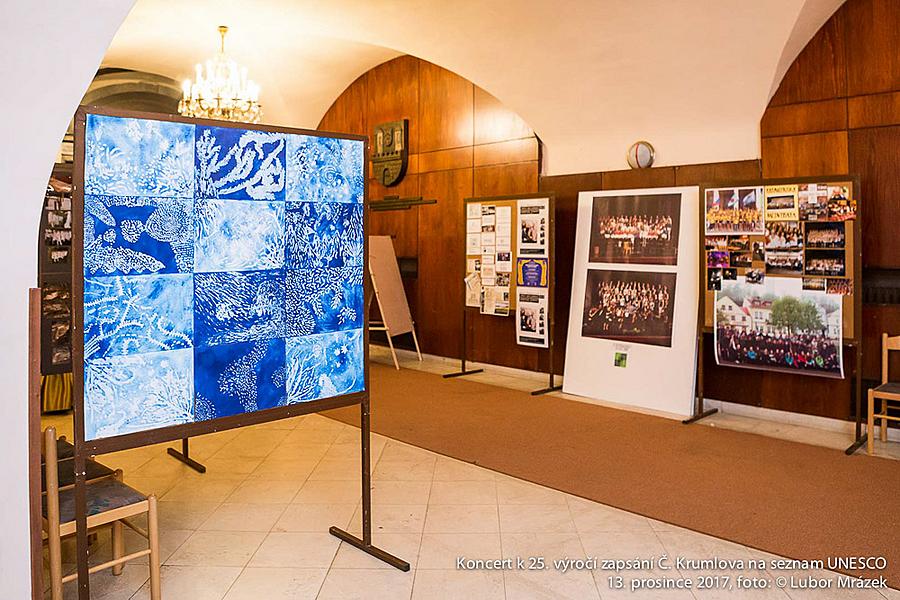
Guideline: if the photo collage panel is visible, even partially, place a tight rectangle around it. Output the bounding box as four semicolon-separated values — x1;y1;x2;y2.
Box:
82;114;365;440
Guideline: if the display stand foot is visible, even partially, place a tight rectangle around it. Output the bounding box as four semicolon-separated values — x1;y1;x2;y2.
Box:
167;439;206;473
531;385;562;396
329;526;410;571
682;408;719;425
844;434;867;456
443;369;483;378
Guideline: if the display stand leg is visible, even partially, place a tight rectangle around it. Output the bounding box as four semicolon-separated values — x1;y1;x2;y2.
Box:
385;333;400;370
329;395;409;571
531;329;562;395
167;438;207;473
682;407;719;425
74;456;91;599
444;309;483;378
845;363;867;455
411;328;423;361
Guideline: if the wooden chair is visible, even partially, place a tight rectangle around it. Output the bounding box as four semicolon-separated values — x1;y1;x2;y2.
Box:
42;427;161;600
868;333;900;454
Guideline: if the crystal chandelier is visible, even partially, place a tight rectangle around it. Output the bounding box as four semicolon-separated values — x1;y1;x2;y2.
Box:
179;26;262;123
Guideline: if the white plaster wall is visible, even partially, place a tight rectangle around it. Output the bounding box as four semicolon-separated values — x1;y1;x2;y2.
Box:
0;2;133;597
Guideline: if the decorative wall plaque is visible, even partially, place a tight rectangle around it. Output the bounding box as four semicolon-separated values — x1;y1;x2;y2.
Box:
372;119;409;187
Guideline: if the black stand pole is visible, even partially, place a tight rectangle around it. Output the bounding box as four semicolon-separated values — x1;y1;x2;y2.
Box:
328;393;409;571
74;455;90;599
444;308;483;378
167;438;207;473
845;343;867;455
531;323;561;396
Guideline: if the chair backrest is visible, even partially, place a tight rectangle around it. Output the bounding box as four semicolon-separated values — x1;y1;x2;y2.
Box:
882;333;900;384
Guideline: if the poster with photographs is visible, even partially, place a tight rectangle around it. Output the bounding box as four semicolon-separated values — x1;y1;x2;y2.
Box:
517;198;548;256
517;288;548;348
764;185;799;221
588;193;680;265
715;276;843;378
704;187;764;235
582;269;677;347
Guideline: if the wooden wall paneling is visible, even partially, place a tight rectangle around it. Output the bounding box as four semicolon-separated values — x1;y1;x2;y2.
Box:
368;174;420;259
601;167;676;190
318;74;368;136
473;86;534;145
674;160;762;187
862;305;900;381
418;147;473;173
760;131;849;178
848;126;900;268
848;91;900;129
768;6;848;106
539;172;603;374
474;138;538;167
759;99;847;138
844;0;900;97
418;60;474;153
417;168;473;358
473;162;539;197
367;55;420;154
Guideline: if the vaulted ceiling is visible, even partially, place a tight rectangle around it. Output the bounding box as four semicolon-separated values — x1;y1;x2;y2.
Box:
103;0;844;174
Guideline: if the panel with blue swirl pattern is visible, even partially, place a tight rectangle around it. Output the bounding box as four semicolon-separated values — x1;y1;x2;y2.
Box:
81;113;365;441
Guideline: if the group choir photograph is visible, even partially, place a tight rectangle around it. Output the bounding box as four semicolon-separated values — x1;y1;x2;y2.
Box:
581;269;676;347
588;193;681;265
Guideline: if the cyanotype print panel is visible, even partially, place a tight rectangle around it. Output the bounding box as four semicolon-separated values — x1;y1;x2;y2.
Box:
193;338;287;420
286;330;364;403
195;125;286;201
84;274;193;360
84;195;193;276
285;202;364;269
194;270;285;348
286;135;364;205
285;266;364;336
84;348;194;440
194;199;285;273
84;115;194;198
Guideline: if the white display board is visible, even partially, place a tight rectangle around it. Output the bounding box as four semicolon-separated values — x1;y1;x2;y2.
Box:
563;186;699;417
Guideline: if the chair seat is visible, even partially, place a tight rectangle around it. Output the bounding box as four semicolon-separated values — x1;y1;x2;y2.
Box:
42;457;115;491
41;439;75;464
873;382;900;396
43;478;147;525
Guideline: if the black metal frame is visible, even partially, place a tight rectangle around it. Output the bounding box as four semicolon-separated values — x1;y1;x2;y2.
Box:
71;105;408;598
445;193;561;395
686;176;865;456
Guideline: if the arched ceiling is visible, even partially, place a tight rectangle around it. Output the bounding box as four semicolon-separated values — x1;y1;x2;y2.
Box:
104;0;845;175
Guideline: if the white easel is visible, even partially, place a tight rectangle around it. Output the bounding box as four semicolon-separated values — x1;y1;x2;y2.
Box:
369;235;422;369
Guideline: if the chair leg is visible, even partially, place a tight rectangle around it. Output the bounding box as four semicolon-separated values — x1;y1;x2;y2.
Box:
879;398;888;442
47;526;63;600
111;520;124;575
148;495;161;600
867;390;875;455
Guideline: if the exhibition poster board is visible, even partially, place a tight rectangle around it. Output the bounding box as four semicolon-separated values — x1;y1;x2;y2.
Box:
563;186;699;416
702;179;858;380
73;106;368;454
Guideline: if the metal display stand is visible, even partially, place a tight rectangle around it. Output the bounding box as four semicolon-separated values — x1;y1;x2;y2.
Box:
687;176;865;456
69;106;408;599
167;438;206;473
445;194;561;396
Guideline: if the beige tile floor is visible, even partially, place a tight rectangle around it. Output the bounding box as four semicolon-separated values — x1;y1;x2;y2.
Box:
39;348;899;599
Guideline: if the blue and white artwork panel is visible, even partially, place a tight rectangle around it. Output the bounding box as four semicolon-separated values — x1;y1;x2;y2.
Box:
194;269;285;348
84;274;193;360
285;202;364;269
285;329;364;404
84;114;194;198
84;348;194;440
194;198;285;273
193;338;286;421
84;195;193;276
285;266;364;336
286;135;364;205
195;125;286;201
